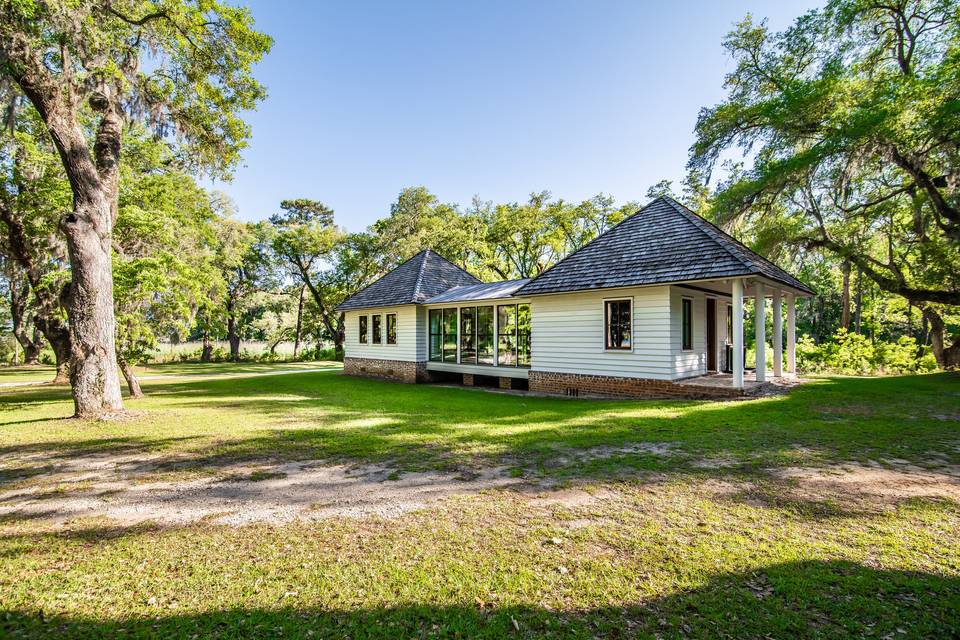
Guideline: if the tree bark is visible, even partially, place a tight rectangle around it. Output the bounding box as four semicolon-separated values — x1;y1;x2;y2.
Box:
201;330;213;362
118;355;144;399
293;285;304;359
8;273;43;364
853;267;863;335
922;307;960;369
60;198;124;415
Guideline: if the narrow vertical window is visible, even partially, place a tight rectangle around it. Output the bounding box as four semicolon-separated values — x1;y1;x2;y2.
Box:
372;314;382;344
359;315;368;344
517;303;531;367
429;309;442;361
460;307;477;364
476;306;494;365
386;313;397;345
682;298;693;351
442;308;458;362
497;304;518;366
604;300;631;349
726;305;733;343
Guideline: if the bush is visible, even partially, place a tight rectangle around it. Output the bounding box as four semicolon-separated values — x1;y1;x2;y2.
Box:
796;330;938;375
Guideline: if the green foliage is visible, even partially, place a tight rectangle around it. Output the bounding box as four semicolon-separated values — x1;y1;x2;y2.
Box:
796;330;938;375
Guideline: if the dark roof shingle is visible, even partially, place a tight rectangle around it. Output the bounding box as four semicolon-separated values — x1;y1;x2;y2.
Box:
336;249;481;311
517;197;814;296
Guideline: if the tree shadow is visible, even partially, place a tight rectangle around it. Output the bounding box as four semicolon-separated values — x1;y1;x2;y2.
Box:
1;560;956;638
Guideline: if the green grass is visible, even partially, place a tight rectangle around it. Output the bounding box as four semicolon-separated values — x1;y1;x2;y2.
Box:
0;366;958;638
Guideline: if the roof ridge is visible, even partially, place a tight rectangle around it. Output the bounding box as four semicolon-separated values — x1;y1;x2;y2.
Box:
411;249;432;301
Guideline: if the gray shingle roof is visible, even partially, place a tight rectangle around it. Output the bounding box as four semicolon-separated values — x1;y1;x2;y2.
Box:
424;279;531;304
336;249;481;311
517;197;814;296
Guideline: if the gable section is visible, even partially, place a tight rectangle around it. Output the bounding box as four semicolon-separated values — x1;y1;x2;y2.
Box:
517;197;813;295
336;249;480;311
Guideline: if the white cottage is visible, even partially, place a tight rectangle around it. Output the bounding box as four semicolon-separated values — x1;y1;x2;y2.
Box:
336;197;814;399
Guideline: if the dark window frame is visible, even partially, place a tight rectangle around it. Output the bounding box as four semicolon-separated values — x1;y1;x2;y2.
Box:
386;313;397;345
429;309;442;362
372;314;382;344
681;297;693;351
604;299;632;350
359;315;368;344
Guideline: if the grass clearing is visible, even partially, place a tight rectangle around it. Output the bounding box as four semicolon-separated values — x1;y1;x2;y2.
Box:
0;365;957;638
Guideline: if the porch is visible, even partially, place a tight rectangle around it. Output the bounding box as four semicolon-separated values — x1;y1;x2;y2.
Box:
676;371;806;397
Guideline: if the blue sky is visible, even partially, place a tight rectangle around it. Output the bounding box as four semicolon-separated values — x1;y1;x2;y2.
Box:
217;0;820;231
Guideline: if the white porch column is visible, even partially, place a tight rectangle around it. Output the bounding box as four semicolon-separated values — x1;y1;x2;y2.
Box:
787;293;796;375
732;278;744;389
754;282;766;382
772;288;782;378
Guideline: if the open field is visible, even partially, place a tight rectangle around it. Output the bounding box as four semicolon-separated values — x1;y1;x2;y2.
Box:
0;365;958;638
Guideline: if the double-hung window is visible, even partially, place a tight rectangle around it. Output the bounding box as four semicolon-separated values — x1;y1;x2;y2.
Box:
359;315;368;344
496;303;531;367
460;307;477;364
372;314;382;344
681;298;693;351
386;313;397;345
604;300;631;350
476;306;494;365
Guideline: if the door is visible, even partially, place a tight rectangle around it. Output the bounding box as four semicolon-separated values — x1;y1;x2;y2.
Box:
706;298;717;372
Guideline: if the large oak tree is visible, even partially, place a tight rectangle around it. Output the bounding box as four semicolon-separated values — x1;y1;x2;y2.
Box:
0;0;270;415
689;0;960;367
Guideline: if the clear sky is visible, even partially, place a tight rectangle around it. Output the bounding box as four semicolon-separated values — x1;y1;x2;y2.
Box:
216;0;820;231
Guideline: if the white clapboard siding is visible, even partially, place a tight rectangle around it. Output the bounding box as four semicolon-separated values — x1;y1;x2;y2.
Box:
530;286;674;380
343;305;422;362
669;286;707;379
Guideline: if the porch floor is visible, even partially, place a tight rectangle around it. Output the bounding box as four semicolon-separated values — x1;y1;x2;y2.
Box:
676;372;807;396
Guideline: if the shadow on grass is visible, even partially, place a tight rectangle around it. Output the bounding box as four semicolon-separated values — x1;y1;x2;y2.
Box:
1;560;956;639
0;371;957;516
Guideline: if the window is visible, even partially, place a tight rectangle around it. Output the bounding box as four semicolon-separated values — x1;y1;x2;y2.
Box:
682;298;693;351
359;315;368;344
726;305;733;343
517;304;531;367
372;314;382;344
430;309;458;363
429;310;442;361
442;308;458;362
605;300;631;350
460;307;476;364
386;313;397;345
497;304;517;366
477;306;494;365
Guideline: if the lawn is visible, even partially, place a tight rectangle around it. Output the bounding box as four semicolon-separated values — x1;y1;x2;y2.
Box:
0;364;958;638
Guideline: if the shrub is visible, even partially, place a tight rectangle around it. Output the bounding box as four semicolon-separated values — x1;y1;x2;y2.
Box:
796;330;937;375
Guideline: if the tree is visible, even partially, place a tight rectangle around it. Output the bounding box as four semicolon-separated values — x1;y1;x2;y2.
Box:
0;0;271;416
213;216;272;361
689;0;960;367
0;98;73;382
112;132;221;396
269;199;349;356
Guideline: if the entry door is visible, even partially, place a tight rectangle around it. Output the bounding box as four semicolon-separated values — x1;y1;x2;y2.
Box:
706;298;717;372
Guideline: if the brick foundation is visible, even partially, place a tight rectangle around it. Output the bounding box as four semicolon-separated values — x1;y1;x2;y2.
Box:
528;370;744;400
462;373;474;386
499;376;513;390
343;357;432;383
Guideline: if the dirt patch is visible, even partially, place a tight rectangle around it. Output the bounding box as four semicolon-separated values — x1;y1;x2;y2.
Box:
0;457;523;526
771;462;960;507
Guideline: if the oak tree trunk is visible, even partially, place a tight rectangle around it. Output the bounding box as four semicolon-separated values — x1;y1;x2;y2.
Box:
923;307;960;370
118;356;144;399
9;275;43;364
61;199;124;417
840;261;851;330
201;330;213;362
293;285;304;359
